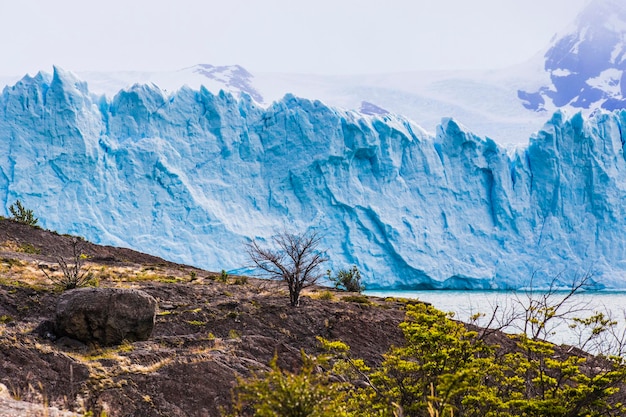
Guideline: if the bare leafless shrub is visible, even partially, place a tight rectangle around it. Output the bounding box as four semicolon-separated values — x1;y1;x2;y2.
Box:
40;237;93;290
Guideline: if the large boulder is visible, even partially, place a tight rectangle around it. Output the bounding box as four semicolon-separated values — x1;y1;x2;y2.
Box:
55;287;157;346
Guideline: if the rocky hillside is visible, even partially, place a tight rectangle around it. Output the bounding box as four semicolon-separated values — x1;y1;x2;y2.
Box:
0;219;406;416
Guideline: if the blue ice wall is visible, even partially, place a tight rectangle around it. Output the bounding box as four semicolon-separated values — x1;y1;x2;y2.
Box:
2;68;626;289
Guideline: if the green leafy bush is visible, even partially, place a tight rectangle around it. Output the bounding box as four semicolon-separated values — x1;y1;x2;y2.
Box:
328;266;364;293
228;353;350;417
8;199;39;227
230;302;626;417
18;243;40;254
218;269;229;283
317;290;334;300
233;275;248;285
341;295;371;304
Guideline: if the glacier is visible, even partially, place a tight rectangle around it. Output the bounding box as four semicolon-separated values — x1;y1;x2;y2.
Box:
2;67;626;290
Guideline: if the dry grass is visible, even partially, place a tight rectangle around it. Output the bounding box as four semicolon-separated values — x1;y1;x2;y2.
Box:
307;289;336;301
0;259;201;291
0;240;22;252
124;357;173;374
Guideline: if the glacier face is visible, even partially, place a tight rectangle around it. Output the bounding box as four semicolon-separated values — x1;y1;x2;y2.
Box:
2;67;626;289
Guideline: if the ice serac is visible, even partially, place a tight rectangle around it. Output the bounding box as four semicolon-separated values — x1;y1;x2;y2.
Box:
3;68;626;289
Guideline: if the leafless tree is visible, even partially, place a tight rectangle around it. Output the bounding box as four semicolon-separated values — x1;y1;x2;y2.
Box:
246;230;328;307
514;270;592;341
470;270;626;358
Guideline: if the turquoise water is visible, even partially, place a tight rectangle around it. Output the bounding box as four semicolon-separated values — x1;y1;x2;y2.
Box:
365;290;626;348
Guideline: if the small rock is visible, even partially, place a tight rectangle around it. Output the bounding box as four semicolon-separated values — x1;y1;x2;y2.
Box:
56;336;87;350
0;383;9;399
33;319;57;341
56;287;157;346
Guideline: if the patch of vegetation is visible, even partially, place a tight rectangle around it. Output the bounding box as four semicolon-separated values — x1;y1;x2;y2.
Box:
117;341;134;353
157;275;183;284
39;237;94;290
84;411;109;417
8;199;39;227
232;275;248;285
17;243;41;254
0;275;48;291
328;265;365;293
1;257;25;268
384;296;422;304
231;298;626;416
341;294;371;304
0;315;13;324
218;269;230;283
186;320;206;327
228;353;348;417
313;290;335;301
130;270;184;283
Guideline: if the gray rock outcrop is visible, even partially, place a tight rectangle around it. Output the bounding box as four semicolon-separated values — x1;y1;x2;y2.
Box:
55;287;157;346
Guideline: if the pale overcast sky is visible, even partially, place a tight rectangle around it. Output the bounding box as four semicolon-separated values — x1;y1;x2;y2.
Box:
0;0;591;77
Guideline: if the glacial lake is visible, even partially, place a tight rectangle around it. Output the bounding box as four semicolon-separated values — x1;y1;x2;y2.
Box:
365;290;626;348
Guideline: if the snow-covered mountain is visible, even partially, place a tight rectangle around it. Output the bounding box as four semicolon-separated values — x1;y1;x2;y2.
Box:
519;0;626;112
2;67;626;290
79;64;263;103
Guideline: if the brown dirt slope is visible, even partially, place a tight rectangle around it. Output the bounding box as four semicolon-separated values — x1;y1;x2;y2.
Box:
0;219;407;416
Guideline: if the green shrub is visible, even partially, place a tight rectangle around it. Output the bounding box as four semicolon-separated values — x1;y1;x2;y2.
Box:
328;266;365;293
8;199;38;227
186;320;206;326
218;269;229;283
318;290;335;300
341;294;370;304
228;353;350;417
18;243;40;254
231;301;626;416
233;275;248;285
372;303;626;417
